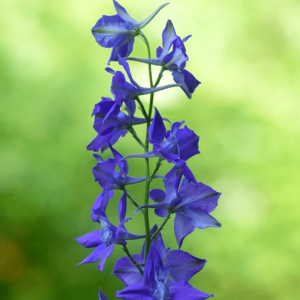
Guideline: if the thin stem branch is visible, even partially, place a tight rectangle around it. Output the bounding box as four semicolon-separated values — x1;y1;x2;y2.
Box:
150;158;162;181
154;67;165;87
127;192;144;214
150;213;172;242
128;127;145;149
136;96;149;120
122;244;143;276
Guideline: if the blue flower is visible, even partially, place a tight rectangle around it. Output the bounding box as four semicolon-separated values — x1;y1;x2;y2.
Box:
91;190;114;222
125;20;201;98
116;244;213;300
92;1;169;64
76;208;145;271
91;190;127;223
136;166;221;248
107;57;181;106
87;97;147;153
92;146;149;191
113;233;207;287
124;108;200;165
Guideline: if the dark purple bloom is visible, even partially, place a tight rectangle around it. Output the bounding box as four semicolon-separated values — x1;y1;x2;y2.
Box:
113;233;207;287
92;1;169;64
124;108;199;165
87;97;147;152
76;208;145;271
116;245;213;300
137;166;221;248
125;20;200;98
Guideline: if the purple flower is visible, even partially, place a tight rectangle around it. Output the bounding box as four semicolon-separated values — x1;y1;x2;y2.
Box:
172;69;201;99
92;146;148;191
107;57;181;106
92;1;169;64
116;245;213;300
136;166;221;248
113;233;207;287
87;97;147;153
124;108;199;164
91;189;127;223
76;208;145;271
91;190;114;222
125;20;201;98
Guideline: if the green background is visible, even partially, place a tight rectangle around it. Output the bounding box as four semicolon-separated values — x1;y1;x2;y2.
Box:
1;0;299;299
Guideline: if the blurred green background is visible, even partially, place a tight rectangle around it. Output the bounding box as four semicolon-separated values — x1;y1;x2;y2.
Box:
1;0;300;299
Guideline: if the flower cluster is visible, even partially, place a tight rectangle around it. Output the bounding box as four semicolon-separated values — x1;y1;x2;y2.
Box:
76;1;221;299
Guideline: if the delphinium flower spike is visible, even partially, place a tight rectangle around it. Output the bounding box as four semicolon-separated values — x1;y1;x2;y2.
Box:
77;1;222;298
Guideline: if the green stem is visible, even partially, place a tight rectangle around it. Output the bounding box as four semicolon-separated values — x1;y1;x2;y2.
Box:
122;244;143;276
136;96;149;120
138;32;165;262
150;212;172;242
128;127;145;149
150;158;162;181
154;67;165;87
127;192;144;214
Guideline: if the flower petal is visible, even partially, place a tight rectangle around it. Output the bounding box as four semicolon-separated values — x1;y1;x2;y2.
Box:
92;15;135;48
91;190;114;222
97;244;115;271
116;282;153;300
166;250;206;281
113;0;138;25
172;69;200;99
183;207;221;229
108;38;135;64
118;191;127;221
137;3;169;29
76;243;107;266
118;56;140;87
169;281;213;300
113;255;143;287
148;108;166;145
75;230;102;248
177;183;221;213
99;289;108;300
149;189;166;203
160;20;178;59
174;213;194;249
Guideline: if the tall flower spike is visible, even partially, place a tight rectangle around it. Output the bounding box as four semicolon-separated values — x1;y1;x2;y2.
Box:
92;1;169;64
136;166;221;248
124;20;201;98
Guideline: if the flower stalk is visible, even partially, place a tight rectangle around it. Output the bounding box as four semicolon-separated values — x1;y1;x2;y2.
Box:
76;1;221;299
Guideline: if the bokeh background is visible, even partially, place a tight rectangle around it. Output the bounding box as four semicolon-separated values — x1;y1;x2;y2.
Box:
1;0;300;299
